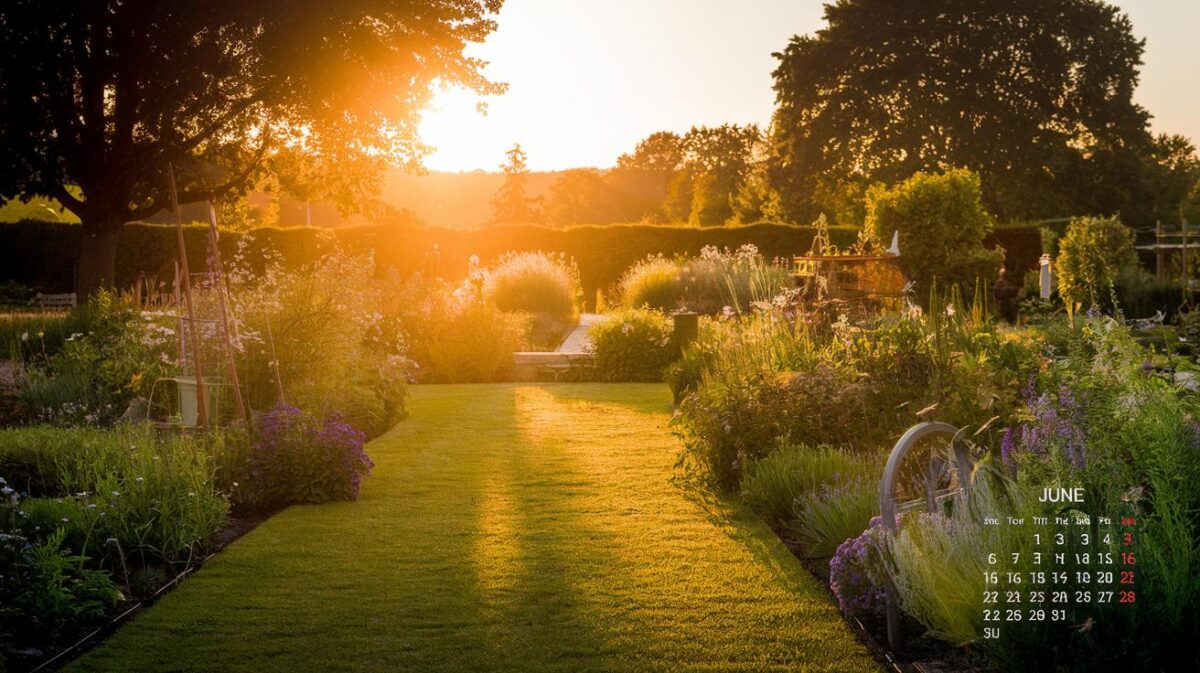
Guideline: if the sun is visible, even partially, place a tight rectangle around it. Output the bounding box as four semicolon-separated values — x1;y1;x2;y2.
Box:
418;87;510;172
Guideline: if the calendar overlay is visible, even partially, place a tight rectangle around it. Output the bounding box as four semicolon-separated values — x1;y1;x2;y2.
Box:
981;487;1138;641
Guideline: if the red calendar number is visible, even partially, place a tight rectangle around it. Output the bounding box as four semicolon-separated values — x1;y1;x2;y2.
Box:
1119;590;1136;603
1121;552;1137;565
1123;532;1133;546
1120;570;1135;585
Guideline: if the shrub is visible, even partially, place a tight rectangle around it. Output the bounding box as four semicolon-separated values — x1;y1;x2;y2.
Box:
673;291;1040;491
229;247;408;436
678;244;790;314
234;404;372;510
1054;215;1136;310
382;273;528;383
796;479;879;558
484;251;581;320
886;508;990;646
17;291;176;424
0;527;122;643
1113;268;1184;319
588;308;676;382
620;255;682;311
865;168;1003;298
740;442;876;525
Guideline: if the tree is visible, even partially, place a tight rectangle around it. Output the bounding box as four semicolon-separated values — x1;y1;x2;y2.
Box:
0;1;503;297
770;0;1155;225
1055;215;1136;309
611;131;685;222
864;168;1003;297
682;125;761;226
490;144;542;224
545;169;617;225
1146;134;1200;225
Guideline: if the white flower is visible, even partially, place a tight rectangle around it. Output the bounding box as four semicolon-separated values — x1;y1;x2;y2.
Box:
20;331;28;342
945;303;956;317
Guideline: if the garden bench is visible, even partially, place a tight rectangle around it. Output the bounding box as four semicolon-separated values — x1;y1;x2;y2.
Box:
34;292;77;309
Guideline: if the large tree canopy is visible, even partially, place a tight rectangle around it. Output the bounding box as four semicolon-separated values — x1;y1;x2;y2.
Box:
769;0;1162;225
0;0;503;296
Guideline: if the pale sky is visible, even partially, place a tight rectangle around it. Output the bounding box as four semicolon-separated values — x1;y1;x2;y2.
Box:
417;0;1200;172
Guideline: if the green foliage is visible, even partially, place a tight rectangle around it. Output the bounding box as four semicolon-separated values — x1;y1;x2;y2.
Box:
384;275;527;383
17;291;176;424
796;480;878;558
1113;268;1184;319
880;317;1200;667
483;251;581;321
3;528;122;638
619;256;683;311
0;311;77;361
865;168;1003;298
0;1;503;297
0;219;1043;313
740;442;875;526
1055;215;1136;310
587;309;676;382
229;248;408;437
674;290;1041;491
769;0;1160;225
678;244;791;314
0;424;228;564
229;405;372;511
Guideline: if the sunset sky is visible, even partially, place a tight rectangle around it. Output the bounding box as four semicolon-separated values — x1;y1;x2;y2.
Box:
417;0;1200;173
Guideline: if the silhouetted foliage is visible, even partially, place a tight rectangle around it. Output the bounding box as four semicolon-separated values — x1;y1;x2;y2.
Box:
490;144;543;224
0;0;503;297
769;1;1173;226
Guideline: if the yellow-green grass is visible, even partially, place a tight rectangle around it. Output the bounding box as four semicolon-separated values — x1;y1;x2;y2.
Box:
70;384;879;672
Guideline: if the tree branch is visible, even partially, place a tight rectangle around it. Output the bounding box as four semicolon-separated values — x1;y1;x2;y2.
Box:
129;130;273;220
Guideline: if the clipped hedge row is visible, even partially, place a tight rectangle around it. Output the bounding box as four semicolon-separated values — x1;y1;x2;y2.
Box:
1;219;1041;307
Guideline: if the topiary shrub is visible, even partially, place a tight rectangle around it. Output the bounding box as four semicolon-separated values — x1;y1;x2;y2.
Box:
619;255;682;311
1055;215;1136;310
587;308;676;382
484;251;581;321
865;168;1003;299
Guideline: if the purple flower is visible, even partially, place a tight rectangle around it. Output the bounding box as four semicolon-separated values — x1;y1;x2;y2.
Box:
1000;428;1016;474
829;516;891;619
1013;385;1087;471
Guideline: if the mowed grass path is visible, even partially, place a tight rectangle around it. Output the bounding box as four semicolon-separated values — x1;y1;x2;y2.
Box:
71;384;878;673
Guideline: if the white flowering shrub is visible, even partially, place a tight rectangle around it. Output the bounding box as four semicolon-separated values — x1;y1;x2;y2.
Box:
18;290;177;424
587;308;676;382
483;251;581;321
227;244;410;438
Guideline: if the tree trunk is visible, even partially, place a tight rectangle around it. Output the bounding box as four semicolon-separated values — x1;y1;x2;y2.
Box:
75;217;123;300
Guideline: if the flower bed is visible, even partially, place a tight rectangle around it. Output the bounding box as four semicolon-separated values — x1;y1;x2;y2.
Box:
673;290;1200;669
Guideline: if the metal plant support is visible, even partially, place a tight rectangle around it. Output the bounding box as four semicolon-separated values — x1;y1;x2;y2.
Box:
879;422;975;651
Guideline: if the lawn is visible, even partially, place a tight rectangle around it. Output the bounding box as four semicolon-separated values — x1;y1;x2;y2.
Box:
69;384;878;673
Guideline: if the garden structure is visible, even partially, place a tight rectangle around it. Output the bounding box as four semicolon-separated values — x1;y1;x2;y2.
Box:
792;252;906;304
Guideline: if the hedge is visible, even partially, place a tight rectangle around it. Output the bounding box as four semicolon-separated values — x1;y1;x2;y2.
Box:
0;219;1041;308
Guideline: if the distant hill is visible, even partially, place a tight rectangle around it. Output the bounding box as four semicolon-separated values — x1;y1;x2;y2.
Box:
379;169;566;229
1;170;570;230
